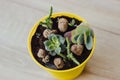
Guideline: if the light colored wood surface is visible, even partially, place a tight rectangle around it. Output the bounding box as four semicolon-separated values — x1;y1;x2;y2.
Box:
0;0;120;80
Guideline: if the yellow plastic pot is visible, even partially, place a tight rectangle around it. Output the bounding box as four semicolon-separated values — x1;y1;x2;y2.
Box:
28;12;96;80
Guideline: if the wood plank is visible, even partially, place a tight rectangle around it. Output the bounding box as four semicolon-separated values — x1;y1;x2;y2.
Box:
5;0;120;34
0;0;54;80
0;0;120;80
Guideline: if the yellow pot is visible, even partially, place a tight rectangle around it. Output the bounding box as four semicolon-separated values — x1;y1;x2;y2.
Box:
28;12;96;80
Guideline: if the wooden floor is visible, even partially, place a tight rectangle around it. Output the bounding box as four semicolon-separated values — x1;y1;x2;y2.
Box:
0;0;120;80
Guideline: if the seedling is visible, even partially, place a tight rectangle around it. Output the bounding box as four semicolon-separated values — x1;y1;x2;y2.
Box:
39;6;53;29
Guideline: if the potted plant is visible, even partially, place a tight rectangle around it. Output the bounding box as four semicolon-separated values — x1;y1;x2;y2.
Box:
28;6;96;80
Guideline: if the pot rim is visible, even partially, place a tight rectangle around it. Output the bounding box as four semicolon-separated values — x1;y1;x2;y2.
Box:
27;12;96;73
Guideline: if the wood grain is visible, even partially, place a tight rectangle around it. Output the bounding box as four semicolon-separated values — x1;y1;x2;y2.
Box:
0;0;120;80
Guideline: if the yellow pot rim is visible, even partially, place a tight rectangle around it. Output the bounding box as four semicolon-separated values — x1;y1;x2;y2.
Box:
28;12;96;73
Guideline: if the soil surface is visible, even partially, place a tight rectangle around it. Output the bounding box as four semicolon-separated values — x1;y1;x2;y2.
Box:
31;16;91;70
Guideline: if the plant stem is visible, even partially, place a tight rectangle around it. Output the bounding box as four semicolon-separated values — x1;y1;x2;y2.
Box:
66;37;80;65
39;6;53;29
66;38;70;55
68;53;80;65
58;53;66;61
48;6;53;19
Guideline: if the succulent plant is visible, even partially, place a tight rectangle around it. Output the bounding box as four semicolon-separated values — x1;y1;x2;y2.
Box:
72;22;94;50
39;6;53;29
68;18;76;27
44;34;66;60
31;6;95;70
65;22;94;50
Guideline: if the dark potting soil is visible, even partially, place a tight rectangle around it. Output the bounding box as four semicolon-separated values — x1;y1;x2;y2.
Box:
31;16;91;70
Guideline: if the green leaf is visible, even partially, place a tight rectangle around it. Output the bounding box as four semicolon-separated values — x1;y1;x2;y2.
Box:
48;34;57;41
76;26;88;34
49;34;60;46
52;35;58;42
44;34;66;57
49;51;56;56
48;6;53;19
71;22;94;50
46;18;53;29
77;34;84;44
90;29;94;37
57;53;66;61
84;31;93;50
72;33;84;44
57;35;65;44
72;34;79;43
48;44;56;50
55;47;61;54
71;23;89;43
67;53;80;65
51;34;58;42
48;34;53;40
39;22;47;28
39;6;53;29
71;22;89;36
44;40;55;51
68;19;75;26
